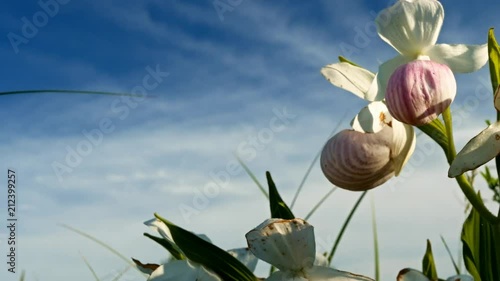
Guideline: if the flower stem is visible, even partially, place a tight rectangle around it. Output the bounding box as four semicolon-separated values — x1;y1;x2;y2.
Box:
442;108;500;224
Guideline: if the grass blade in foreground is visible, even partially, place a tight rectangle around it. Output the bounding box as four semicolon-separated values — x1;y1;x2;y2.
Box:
370;195;380;281
235;154;268;199
440;235;460;275
154;213;258;281
328;191;368;265
304;187;337;220
81;253;102;281
61;224;146;276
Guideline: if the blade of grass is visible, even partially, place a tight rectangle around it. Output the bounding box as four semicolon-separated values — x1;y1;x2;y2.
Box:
440;235;460;275
371;194;380;281
60;224;147;277
19;271;25;281
304;187;337;220
328;191;368;265
235;154;268;199
290;113;347;208
80;253;101;281
111;266;133;281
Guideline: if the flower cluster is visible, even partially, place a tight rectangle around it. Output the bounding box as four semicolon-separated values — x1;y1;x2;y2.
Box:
320;0;487;191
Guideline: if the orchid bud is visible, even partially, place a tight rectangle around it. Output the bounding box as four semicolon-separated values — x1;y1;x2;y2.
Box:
385;58;456;126
320;127;396;191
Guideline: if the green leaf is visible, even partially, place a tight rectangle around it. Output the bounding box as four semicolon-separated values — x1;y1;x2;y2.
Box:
266;171;295;219
488;28;500;94
143;233;185;260
154;214;258;281
338;56;361;68
461;194;500;281
422;239;438;281
417;118;449;155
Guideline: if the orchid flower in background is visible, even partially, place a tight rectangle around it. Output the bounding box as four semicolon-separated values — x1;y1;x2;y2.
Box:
397;268;473;281
245;218;375;281
143;218;258;280
321;60;416;191
376;0;487;125
448;121;500;177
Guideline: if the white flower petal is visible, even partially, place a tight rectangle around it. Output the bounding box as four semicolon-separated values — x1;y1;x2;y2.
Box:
246;218;315;272
306;267;375;280
427;43;488;73
445;275;473;281
314;253;329;267
351;101;392;133
148;260;221;281
396;268;429;281
144;218;173;241
377;55;412;100
227;247;258;272
391;120;416;176
448;121;500;177
321;63;380;101
376;0;444;56
144;218;211;243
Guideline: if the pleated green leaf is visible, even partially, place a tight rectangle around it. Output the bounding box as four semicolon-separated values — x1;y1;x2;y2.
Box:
266;171;295;219
461;194;500;281
154;214;258;281
422;240;438;281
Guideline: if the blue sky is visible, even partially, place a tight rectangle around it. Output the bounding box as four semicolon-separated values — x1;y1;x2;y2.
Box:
1;0;500;280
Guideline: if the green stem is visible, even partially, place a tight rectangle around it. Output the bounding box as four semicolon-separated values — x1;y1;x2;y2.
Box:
442;108;500;224
327;191;367;265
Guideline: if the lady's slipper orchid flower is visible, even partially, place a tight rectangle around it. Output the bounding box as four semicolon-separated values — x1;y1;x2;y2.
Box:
320;101;416;191
448;121;500;177
246;218;374;281
321;60;415;191
397;268;473;281
377;0;487;124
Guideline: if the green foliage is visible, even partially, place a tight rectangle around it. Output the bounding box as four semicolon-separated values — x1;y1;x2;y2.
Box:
480;166;500;203
461;194;500;281
418;118;449;158
488;28;500;94
143;233;185;260
154;214;258;281
267;171;295;219
422;240;438;281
